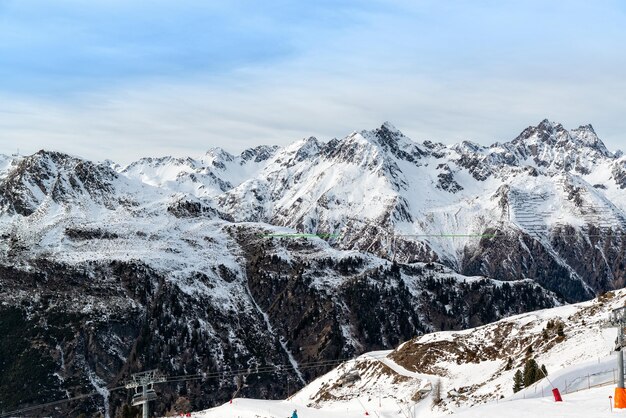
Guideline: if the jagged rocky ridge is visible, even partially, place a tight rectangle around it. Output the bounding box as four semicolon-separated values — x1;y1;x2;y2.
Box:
0;120;625;416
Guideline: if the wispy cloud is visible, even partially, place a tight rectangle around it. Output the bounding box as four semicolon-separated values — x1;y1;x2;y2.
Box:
0;0;624;162
2;71;625;164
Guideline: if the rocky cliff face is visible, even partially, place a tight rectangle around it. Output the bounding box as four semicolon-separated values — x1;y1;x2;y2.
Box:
0;150;119;216
0;119;624;416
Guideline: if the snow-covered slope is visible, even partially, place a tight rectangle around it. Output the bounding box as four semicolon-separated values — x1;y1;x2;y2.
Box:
294;289;623;413
1;120;625;417
450;386;615;418
187;386;619;418
194;289;625;418
212;121;626;301
120;145;279;198
5;121;624;288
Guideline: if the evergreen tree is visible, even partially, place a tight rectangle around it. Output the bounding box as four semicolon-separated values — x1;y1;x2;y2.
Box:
513;370;524;393
523;358;539;387
540;364;548;377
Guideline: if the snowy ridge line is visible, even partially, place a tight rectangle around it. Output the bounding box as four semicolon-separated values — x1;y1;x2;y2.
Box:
3;121;626;417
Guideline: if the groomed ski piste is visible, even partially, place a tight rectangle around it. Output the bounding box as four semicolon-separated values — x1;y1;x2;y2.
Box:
189;363;622;418
179;388;622;418
187;289;626;417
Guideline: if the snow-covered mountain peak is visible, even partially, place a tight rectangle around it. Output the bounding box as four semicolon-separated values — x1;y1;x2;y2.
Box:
11;149;117;183
120;145;281;199
0;154;14;177
326;130;383;166
0;149;119;215
513;119;567;146
452;140;486;155
569;123;611;156
260;137;321;173
512;119;611;156
123;155;198;170
239;144;280;163
573;123;596;135
3;121;626;418
366;123;418;149
204;147;235;162
323;123;426;170
218;125;414;228
380;120;400;133
283;136;322;161
468;119;615;177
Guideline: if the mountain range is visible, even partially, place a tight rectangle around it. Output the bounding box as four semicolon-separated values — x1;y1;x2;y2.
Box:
0;119;624;417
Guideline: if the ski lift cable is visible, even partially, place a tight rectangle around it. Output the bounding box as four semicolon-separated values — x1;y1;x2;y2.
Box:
0;353;390;417
162;354;390;383
0;384;127;418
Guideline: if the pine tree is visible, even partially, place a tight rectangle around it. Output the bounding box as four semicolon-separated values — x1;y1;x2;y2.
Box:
540;364;548;377
513;370;524;393
523;358;539;387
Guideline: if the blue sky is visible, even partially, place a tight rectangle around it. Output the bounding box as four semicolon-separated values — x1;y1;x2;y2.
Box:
0;0;625;162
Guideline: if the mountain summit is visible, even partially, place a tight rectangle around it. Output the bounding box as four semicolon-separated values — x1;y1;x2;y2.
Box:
0;120;625;417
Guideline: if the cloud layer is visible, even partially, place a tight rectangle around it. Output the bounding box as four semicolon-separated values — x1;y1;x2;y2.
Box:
0;0;624;163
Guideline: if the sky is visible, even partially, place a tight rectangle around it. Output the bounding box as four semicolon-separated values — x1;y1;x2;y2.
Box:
0;0;625;163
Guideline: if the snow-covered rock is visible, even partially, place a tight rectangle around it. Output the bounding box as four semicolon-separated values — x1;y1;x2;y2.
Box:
0;119;625;417
195;289;625;417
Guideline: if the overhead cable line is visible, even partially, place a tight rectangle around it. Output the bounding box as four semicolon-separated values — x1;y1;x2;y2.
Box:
0;352;389;417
